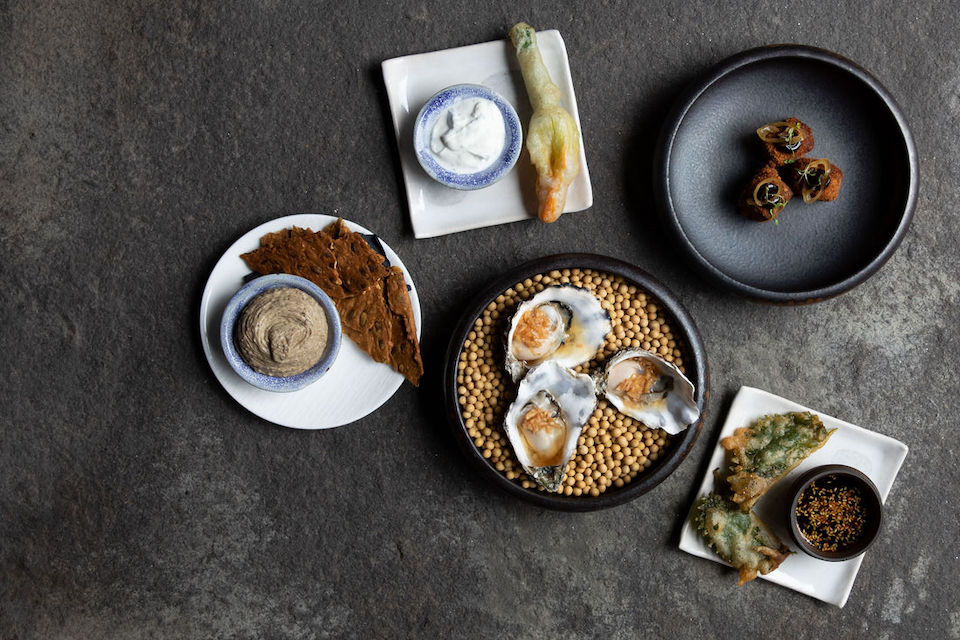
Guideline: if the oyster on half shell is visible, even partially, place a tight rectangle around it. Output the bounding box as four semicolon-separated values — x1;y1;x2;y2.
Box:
504;361;598;492
505;285;611;381
597;349;699;435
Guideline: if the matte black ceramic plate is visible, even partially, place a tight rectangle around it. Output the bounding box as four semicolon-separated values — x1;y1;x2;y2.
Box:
655;45;917;303
442;254;709;511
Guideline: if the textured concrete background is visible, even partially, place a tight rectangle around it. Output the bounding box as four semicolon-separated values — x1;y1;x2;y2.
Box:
2;0;958;638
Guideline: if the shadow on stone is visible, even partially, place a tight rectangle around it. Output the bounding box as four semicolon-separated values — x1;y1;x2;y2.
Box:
670;386;737;544
368;63;415;238
621;69;703;277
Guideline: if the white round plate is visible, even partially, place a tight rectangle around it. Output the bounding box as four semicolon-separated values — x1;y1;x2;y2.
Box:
199;214;422;429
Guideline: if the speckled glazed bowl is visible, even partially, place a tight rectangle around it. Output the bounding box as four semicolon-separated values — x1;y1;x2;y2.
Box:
442;254;709;511
413;83;522;190
220;274;342;392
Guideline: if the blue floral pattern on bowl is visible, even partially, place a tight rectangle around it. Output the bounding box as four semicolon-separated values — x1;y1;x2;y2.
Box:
220;274;342;392
413;84;522;190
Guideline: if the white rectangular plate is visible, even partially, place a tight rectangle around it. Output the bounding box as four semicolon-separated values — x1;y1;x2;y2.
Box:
381;30;592;238
678;386;908;607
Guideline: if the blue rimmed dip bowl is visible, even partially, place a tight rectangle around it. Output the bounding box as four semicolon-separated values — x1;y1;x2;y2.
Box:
413;83;522;190
220;274;342;392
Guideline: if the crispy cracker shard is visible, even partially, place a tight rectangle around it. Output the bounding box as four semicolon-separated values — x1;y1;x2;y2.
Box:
721;412;835;512
509;22;581;223
694;492;791;586
756;117;814;165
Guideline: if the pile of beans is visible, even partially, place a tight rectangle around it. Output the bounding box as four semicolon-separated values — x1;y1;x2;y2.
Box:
456;268;691;497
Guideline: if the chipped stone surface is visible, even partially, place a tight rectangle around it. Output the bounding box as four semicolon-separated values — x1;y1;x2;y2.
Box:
1;0;958;638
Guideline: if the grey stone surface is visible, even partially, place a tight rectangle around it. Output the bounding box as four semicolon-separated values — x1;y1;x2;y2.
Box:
1;0;958;638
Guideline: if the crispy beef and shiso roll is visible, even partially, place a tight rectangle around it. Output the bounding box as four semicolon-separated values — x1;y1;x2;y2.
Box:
756;117;814;165
783;157;843;203
738;164;793;222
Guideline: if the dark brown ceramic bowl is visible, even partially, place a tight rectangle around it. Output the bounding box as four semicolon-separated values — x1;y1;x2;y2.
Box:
788;464;883;561
654;45;917;304
442;254;709;511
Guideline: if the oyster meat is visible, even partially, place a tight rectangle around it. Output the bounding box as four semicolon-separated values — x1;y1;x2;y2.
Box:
505;285;611;381
504;361;597;491
597;349;699;435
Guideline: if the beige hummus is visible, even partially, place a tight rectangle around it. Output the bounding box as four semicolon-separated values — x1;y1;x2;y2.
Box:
236;287;328;377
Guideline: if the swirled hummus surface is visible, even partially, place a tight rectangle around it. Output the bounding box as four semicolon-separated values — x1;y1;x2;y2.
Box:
236;287;328;377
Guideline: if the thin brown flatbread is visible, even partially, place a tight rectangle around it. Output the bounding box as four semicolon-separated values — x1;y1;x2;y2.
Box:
330;234;390;297
241;227;344;297
337;283;393;365
260;226;312;247
384;267;423;385
322;217;352;240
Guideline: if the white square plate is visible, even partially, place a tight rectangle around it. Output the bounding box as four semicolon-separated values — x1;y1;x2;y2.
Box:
678;386;908;607
382;31;592;238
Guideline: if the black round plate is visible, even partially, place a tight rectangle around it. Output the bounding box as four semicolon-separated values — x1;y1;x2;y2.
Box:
442;254;709;511
654;45;918;303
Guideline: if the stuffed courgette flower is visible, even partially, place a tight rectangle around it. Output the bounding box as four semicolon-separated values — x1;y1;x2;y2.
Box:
509;22;581;223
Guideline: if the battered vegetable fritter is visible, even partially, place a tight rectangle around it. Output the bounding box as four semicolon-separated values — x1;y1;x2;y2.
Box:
721;412;834;512
694;492;791;586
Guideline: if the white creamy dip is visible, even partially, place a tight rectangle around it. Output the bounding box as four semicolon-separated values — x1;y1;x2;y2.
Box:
429;97;505;173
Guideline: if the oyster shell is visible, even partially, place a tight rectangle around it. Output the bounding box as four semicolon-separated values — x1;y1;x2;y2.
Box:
597;349;699;435
504;361;598;491
505;285;611;381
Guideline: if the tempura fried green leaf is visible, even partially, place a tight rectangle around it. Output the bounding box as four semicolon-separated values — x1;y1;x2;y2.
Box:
693;492;791;586
721;412;834;512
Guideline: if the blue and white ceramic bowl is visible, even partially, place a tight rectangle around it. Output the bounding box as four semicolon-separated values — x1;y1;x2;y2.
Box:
413;84;522;190
220;274;342;393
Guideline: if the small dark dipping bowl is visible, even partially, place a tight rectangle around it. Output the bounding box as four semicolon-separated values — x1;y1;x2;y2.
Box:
654;45;918;303
442;254;709;511
788;464;883;561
